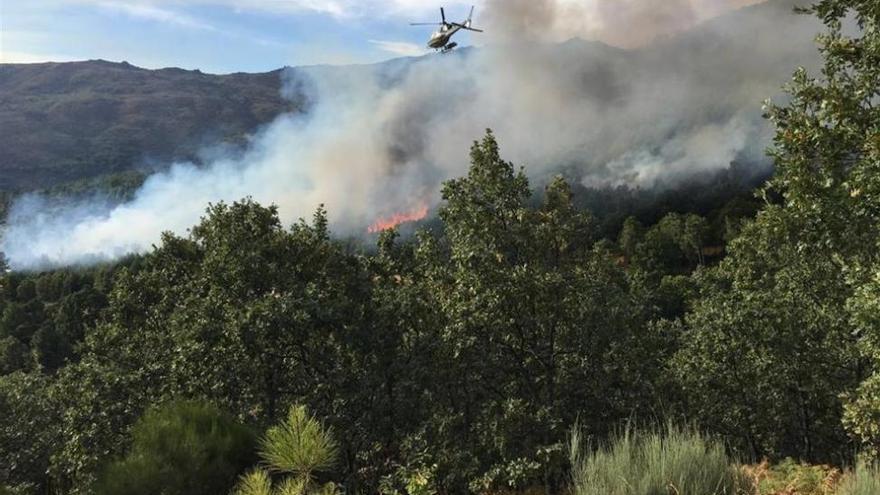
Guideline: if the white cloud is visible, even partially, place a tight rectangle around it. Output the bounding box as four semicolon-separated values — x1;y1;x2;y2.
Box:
0;51;80;63
369;39;426;57
28;0;763;24
53;0;481;20
221;1;479;18
94;1;217;30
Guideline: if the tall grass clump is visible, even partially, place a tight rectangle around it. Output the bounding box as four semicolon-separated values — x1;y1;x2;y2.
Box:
569;423;748;495
836;461;880;495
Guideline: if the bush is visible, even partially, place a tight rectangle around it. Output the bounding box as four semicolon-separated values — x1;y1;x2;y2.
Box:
95;400;256;495
837;461;880;495
744;458;839;495
569;423;748;495
234;405;339;495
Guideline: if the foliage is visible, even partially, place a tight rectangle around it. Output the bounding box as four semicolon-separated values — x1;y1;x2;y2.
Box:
261;405;338;480
0;265;115;374
836;462;880;495
235;469;274;495
3;0;880;482
632;212;709;278
671;0;880;464
0;128;812;493
768;0;880;460
672;207;864;462
234;405;338;495
0;372;60;494
419;132;662;492
746;458;840;495
842;374;880;460
569;423;748;495
94;400;256;495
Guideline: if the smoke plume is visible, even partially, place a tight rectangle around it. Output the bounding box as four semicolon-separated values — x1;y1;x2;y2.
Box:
481;0;766;47
1;0;821;269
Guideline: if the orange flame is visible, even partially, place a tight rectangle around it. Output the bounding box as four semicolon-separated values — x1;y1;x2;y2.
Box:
368;204;429;234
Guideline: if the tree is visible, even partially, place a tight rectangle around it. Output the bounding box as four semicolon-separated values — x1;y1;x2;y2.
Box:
96;401;257;495
0;372;61;494
631;213;708;279
234;405;339;495
0;336;28;375
761;0;880;458
421;131;658;491
673;208;863;461
617;216;644;259
56;199;374;492
675;0;879;462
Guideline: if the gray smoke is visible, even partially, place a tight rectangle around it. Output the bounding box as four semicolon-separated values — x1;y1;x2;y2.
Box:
481;0;766;47
1;0;821;269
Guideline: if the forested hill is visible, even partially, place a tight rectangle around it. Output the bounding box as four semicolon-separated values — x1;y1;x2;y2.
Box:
0;60;294;191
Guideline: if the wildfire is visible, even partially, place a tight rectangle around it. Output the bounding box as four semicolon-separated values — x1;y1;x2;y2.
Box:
367;204;429;234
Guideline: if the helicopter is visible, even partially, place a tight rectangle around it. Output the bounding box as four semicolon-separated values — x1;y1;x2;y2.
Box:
410;6;483;53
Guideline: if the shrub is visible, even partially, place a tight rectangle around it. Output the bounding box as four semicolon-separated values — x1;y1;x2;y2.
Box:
744;458;839;495
95;400;256;495
569;423;749;495
234;405;339;495
836;461;880;495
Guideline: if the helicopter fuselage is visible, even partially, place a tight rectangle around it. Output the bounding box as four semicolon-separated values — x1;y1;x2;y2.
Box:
412;7;481;52
427;24;462;50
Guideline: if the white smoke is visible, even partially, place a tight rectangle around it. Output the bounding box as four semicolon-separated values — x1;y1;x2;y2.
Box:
1;0;821;269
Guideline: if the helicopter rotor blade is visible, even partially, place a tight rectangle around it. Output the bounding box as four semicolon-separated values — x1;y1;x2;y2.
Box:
410;22;442;25
441;7;446;24
450;22;483;32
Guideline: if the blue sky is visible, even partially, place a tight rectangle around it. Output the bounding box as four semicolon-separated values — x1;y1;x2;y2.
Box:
0;0;483;73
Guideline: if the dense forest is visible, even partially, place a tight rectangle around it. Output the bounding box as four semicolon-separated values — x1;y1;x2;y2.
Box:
3;0;880;494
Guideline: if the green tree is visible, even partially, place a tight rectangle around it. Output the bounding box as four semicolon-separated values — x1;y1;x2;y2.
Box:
0;372;61;494
96;401;256;495
234;405;339;495
765;0;880;459
421;131;658;491
632;213;708;280
673;209;863;461
57;200;372;492
617;216;644;260
675;0;879;462
30;322;72;371
0;336;28;374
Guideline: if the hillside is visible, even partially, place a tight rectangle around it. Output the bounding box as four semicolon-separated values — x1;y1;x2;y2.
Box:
0;0;819;196
0;60;295;191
